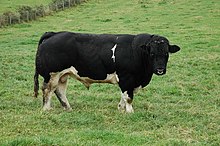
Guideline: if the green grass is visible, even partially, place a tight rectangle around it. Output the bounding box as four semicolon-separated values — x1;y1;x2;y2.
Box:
0;0;52;14
0;0;219;145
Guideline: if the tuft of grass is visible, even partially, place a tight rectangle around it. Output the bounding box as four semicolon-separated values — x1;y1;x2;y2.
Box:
0;0;219;145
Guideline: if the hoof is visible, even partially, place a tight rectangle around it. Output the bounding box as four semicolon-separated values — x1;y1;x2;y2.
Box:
43;106;53;111
64;107;72;112
126;108;134;113
125;104;134;113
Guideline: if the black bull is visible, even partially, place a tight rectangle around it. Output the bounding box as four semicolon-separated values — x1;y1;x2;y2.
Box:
34;32;180;113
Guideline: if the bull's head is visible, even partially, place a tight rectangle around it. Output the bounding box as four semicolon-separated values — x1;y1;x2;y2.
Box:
143;35;180;75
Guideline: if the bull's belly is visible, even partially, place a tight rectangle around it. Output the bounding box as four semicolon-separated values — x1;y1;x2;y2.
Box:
49;66;119;89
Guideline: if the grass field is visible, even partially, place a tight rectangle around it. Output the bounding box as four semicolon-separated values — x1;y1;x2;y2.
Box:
0;0;219;145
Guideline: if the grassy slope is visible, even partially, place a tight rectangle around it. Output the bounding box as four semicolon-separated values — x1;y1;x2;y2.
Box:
0;0;52;14
0;0;219;145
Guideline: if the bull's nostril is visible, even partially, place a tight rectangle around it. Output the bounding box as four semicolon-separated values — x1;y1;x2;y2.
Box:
157;69;164;75
158;71;163;74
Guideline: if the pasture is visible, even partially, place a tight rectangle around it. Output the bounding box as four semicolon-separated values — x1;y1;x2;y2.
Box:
0;0;219;145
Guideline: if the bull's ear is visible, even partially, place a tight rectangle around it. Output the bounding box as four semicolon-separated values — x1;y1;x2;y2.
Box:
169;45;180;53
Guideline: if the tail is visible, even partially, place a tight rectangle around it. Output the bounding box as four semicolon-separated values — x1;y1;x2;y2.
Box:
34;69;39;98
34;32;57;97
34;32;56;98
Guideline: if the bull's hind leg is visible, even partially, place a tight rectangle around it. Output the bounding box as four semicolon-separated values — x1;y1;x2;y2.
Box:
42;82;54;111
54;74;72;111
42;73;60;111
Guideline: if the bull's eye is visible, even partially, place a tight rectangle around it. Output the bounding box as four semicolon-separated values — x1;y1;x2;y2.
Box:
150;53;155;57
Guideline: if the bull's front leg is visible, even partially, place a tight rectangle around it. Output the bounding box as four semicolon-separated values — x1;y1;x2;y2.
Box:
118;90;134;113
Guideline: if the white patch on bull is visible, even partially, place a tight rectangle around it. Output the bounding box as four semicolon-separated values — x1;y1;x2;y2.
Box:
105;72;119;83
134;85;142;93
50;67;119;89
111;44;117;62
118;91;134;113
115;73;119;82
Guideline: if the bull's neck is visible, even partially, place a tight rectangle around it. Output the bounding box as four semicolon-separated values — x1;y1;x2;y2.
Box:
141;56;153;87
132;49;154;88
